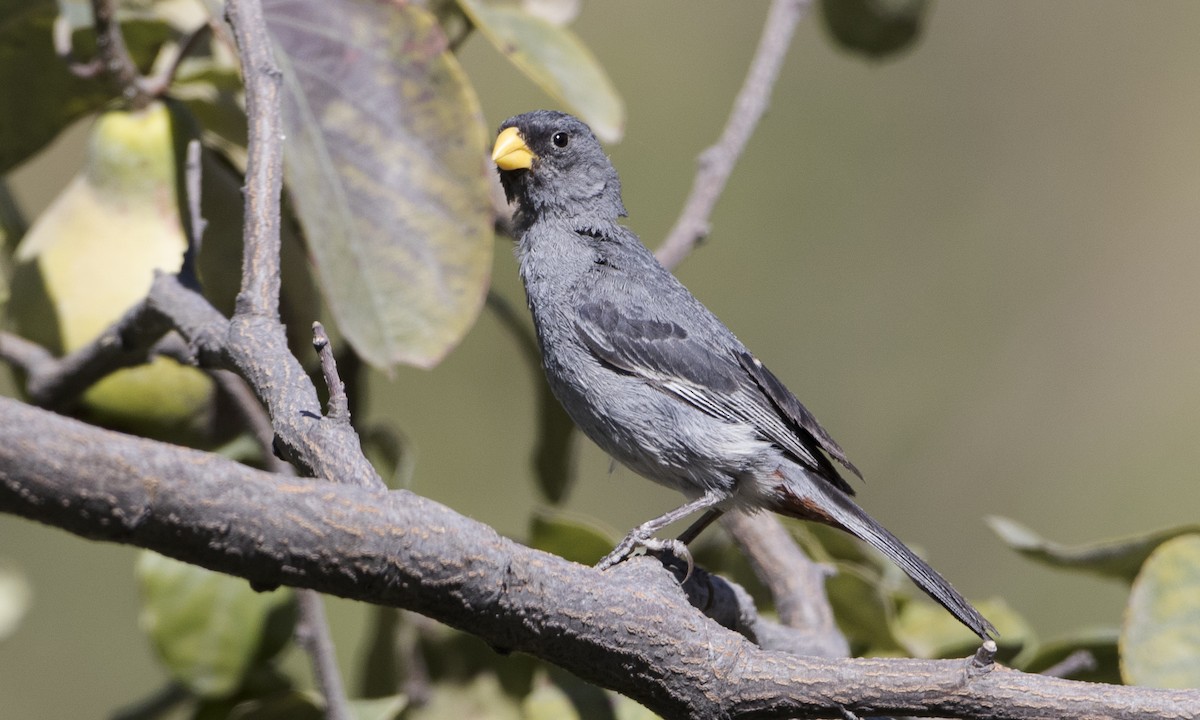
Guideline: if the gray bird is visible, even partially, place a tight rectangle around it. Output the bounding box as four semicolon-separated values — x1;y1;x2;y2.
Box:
492;109;996;640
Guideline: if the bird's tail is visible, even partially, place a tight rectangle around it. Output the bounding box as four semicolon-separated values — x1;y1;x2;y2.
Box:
773;471;997;640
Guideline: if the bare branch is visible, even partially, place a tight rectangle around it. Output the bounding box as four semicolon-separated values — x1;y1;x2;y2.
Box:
295;590;352;720
226;0;284;320
721;510;849;658
1040;650;1098;680
656;0;811;270
141;22;214;98
0;300;174;409
313;323;350;425
1;397;1195;720
179;139;206;292
53;15;103;78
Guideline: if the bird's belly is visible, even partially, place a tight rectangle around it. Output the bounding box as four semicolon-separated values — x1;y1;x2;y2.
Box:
546;361;771;498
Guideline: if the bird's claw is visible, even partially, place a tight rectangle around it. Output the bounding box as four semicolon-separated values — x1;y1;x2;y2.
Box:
595;533;695;581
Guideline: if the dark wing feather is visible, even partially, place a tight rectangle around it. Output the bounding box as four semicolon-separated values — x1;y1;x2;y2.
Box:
575;300;739;392
575;300;859;494
737;351;862;481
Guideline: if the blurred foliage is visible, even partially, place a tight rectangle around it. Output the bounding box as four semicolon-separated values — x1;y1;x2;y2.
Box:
818;0;928;60
2;1;1199;718
263;0;493;369
989;516;1200;583
1120;534;1200;688
136;551;297;699
0;559;31;642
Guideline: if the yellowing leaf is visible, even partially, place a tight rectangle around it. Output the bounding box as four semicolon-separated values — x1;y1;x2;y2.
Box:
458;0;624;142
264;0;493;370
1121;534;1200;688
9;102;214;438
893;597;1030;659
0;560;31;641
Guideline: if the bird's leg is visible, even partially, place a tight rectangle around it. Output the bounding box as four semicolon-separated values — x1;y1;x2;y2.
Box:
676;507;724;545
596;490;726;573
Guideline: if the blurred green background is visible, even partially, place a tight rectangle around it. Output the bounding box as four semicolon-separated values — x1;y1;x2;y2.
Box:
4;1;1200;716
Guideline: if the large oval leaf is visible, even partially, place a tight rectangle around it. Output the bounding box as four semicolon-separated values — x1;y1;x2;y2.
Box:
264;0;493;369
457;0;624;142
136;551;297;698
1121;534;1200;688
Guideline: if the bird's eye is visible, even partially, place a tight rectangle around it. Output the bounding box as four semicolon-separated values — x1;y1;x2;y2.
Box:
552;132;569;148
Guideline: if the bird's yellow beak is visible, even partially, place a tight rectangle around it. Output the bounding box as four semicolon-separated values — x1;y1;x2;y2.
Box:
492;127;536;171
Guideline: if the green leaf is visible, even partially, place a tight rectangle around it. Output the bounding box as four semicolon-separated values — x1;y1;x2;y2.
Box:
988;516;1200;583
612;694;663;720
136;551;297;698
521;678;581;720
533;385;578;503
825;563;897;653
0;1;109;173
264;0;493;370
0;1;183;172
1121;534;1200;688
1013;626;1121;684
351;695;408;720
406;675;521;720
818;0;928;60
0;559;31;642
357;606;402;699
457;0;624;142
227;692;323;720
893;597;1030;659
485;290;578;503
528;510;614;566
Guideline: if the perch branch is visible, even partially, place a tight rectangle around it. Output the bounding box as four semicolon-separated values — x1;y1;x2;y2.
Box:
1;398;1195;720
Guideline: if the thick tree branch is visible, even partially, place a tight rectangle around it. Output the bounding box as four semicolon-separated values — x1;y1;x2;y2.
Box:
656;0;810;270
1;398;1195;720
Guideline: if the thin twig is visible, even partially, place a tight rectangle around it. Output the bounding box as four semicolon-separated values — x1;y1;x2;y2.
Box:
0;332;55;375
0;301;174;409
656;0;811;270
212;369;287;473
142;22;214;97
179;139;205;293
313;322;350;424
53;15;103;78
226;0;284;320
1040;649;1097;679
295;589;352;720
90;0;155;107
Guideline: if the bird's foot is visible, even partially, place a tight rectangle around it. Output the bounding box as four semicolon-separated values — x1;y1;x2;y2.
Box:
596;532;694;580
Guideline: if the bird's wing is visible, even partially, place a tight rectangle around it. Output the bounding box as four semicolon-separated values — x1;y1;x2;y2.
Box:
575;299;858;491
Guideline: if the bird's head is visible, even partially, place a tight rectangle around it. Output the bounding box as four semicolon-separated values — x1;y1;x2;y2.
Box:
492;110;627;225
